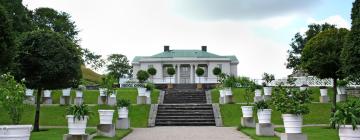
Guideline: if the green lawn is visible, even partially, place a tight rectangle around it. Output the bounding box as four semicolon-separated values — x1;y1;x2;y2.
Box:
220;103;332;126
275;127;339;140
0;104;150;127
239;127;279;140
30;128;132;140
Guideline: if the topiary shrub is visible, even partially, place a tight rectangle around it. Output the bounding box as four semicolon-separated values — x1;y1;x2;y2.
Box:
136;70;149;83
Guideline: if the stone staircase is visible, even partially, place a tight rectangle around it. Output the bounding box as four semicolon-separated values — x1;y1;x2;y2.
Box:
155;85;215;126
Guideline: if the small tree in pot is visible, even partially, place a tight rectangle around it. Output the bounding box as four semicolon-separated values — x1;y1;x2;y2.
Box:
117;99;131;119
330;100;360;140
262;73;275;96
241;82;256;118
147;67;157;83
166;67;175;89
255;100;272;124
196;67;205;89
136;70;149;84
66;104;92;135
271;86;312;134
101;75;117;104
212;67;222;83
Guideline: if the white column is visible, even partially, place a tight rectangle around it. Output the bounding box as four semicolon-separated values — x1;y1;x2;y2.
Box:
190;64;194;84
177;64;181;84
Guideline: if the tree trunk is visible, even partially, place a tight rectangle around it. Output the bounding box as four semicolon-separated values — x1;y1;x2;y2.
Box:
332;78;337;113
33;88;42;132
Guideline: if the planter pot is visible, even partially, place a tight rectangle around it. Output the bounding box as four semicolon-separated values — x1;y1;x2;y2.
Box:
145;91;151;98
263;87;272;96
339;125;360;140
219;90;225;98
257;109;272;124
137;87;146;96
76;91;83;98
282;114;303;133
300;86;309;91
0;125;32;140
98;110;114;124
337;87;346;95
43;90;51;97
197;84;203;89
62;88;71;96
99;88;107;96
241;106;254;118
118;107;129;118
320;88;328;96
25;89;33;96
66;115;88;135
225;88;232;96
255;89;262;97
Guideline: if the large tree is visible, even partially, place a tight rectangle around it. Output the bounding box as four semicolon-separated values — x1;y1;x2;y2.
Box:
0;0;33;35
301;28;349;112
0;5;16;74
19;30;82;131
287;23;336;72
341;0;360;83
106;54;132;82
82;48;105;70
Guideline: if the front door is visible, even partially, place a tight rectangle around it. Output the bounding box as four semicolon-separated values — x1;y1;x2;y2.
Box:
180;65;190;83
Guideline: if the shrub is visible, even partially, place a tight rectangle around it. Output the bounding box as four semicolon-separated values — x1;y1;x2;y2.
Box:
255;100;271;112
330;100;360;130
117;99;131;108
66;104;92;121
213;67;222;76
145;82;155;91
337;79;348;87
262;73;275;86
136;70;149;83
271;86;312;115
147;67;156;77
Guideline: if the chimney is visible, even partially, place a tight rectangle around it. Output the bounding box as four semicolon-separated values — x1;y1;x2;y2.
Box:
201;46;207;52
164;45;170;52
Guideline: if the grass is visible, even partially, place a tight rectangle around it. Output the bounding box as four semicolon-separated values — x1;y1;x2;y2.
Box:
81;65;103;84
275;127;339;140
220;103;332;126
239;127;279;140
0;104;150;127
93;129;133;140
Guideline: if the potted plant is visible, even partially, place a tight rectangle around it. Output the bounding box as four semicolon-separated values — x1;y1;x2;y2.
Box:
147;67;157;83
196;67;205;89
166;67;175;89
319;86;328;96
254;84;262;97
144;82;154;98
271;86;312;133
330;100;360;140
98;109;115;124
212;67;222;83
43;89;52;98
76;85;85;98
25;89;34;96
0;74;32;140
241;85;254;118
262;73;275;96
117;99;131;118
255;100;272;124
101;75;117;103
62;88;71;96
337;80;348;95
66;104;91;135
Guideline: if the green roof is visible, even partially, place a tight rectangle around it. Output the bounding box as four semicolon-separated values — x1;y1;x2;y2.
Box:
132;50;238;63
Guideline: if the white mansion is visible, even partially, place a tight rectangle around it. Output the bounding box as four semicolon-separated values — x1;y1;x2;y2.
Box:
132;46;238;84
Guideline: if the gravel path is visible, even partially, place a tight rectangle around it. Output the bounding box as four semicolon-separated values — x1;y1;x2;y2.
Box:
122;126;252;140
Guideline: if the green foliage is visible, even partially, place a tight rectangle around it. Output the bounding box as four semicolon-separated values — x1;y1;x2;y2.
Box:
223;75;237;88
0;5;16;74
82;49;105;71
254;100;270;112
213;67;222;76
287;75;296;86
287;23;336;72
81;65;103;84
166;67;175;76
301;28;349;79
0;73;26;124
330;100;360;130
66;104;92;121
337;79;348;87
106;54;132;80
271;86;312;115
136;70;149;83
195;67;205;76
77;85;86;91
147;67;157;76
0;0;33;34
101;75;116;96
262;73;275;86
145;82;155;91
117;99;131;108
341;0;360;83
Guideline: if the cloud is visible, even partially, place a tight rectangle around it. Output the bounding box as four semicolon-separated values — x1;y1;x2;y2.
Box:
170;0;320;20
307;15;351;29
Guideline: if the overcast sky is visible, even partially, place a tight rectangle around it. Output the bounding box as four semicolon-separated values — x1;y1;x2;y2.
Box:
23;0;354;79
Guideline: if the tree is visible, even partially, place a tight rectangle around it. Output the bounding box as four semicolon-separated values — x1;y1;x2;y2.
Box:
196;67;205;83
166;67;176;84
0;0;33;35
147;67;157;82
212;67;222;82
18;30;82;131
301;28;349;112
341;0;360;83
287;23;336;72
31;7;79;42
136;70;149;83
82;48;105;70
0;5;16;74
106;54;132;82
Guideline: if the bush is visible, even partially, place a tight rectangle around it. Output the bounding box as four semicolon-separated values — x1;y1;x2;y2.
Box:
147;67;157;76
213;67;222;76
136;70;149;83
145;82;155;91
262;73;275;86
254;100;271;112
330;100;360;130
117;99;131;108
337;79;348;87
166;67;175;76
66;104;92;121
271;86;312;115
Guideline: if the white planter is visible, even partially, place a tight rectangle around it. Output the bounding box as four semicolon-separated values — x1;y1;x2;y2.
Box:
263;87;272;96
339;125;360;140
257;109;272;124
66;115;88;135
76;91;83;98
241;106;254;118
0;125;32;140
137;87;146;96
282;114;303;133
224;88;232;96
25;89;33;96
145;91;151;98
337;87;346;95
98;110;114;124
118;107;129;118
99;88;107;96
255;89;262;97
62;88;71;96
219;90;225;98
320;88;328;96
43;90;51;97
300;86;309;91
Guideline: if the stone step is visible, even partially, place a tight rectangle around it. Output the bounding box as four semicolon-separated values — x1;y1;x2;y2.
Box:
158;106;213;110
156;118;215;122
157;112;214;116
155;121;215;126
156;116;215;119
157;110;213;114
